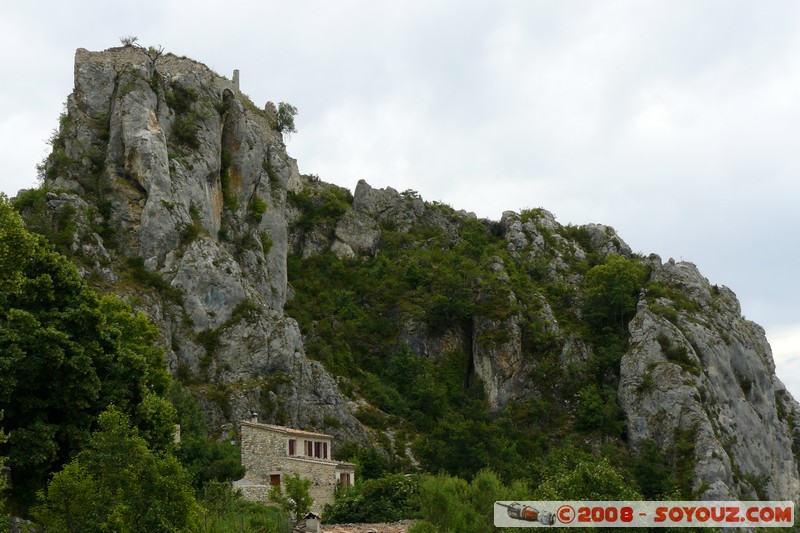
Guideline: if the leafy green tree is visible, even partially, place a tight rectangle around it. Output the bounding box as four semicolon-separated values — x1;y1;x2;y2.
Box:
0;411;8;531
33;407;201;532
411;470;527;533
0;197;172;506
334;441;399;480
169;383;244;489
532;456;641;500
269;473;313;522
276;102;298;135
575;384;625;435
582;254;647;333
632;438;674;498
199;480;289;532
323;473;420;524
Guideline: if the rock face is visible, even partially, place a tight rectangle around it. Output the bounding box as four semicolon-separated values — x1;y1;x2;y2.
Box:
29;45;800;503
619;257;800;501
39;45;366;444
284;178;800;501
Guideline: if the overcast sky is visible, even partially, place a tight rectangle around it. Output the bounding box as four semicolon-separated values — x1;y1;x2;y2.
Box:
1;1;798;399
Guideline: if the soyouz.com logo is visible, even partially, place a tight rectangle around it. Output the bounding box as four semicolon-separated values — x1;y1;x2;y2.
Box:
493;501;795;528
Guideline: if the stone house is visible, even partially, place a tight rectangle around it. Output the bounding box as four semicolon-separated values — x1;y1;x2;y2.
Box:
234;416;356;514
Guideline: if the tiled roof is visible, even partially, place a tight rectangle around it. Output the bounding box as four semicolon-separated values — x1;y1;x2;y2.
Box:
284;456;355;468
241;420;333;440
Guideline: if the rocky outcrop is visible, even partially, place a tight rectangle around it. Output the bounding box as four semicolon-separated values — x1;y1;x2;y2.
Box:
619;256;800;500
28;45;799;502
500;210;631;269
288;179;472;260
38;45;366;445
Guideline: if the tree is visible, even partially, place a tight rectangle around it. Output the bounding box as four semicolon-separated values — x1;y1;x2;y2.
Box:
169;383;244;489
200;481;289;532
276;102;298;135
532;456;641;501
582;254;647;333
269;473;313;523
632;439;675;498
0;196;173;506
323;473;420;524
412;470;528;533
1;411;8;530
33;408;201;532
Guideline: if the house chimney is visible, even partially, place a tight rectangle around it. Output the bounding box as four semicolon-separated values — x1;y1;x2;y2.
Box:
250;411;258;423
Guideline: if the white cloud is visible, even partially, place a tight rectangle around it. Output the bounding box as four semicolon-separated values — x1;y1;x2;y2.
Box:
768;325;800;401
768;325;800;365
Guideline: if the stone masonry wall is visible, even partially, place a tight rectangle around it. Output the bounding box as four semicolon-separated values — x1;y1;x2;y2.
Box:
285;457;341;512
235;482;271;505
239;421;350;514
240;423;285;480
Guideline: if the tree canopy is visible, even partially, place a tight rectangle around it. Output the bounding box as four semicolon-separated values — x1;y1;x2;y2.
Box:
0;196;173;505
32;407;200;533
276;102;298;135
582;254;648;333
269;473;313;522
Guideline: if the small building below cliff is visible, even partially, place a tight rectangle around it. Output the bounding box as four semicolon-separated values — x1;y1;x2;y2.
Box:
234;416;355;514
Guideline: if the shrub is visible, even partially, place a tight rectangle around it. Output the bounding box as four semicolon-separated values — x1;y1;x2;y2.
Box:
125;256;182;301
165;84;198;115
201;482;289;531
287;184;352;232
173;113;200;149
412;470;527;533
533;456;641;501
656;334;701;376
575;384;625;435
219;151;237;211
260;231;273;255
354;406;389;430
12;188;77;250
269;473;312;522
670;425;698;498
583;254;648;332
632;439;674;498
276;102;297;134
166;83;200;149
323;473;420;524
180;204;203;244
120;35;139;47
334;442;399;481
247;195;267;222
197;329;221;368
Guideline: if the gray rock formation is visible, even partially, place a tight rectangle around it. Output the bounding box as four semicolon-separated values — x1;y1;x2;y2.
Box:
619;256;800;501
28;45;799;503
39;45;366;445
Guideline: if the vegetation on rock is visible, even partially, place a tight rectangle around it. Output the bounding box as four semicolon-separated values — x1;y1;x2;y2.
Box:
5;42;798;531
276;102;298;135
0;197;172;506
0;198;287;530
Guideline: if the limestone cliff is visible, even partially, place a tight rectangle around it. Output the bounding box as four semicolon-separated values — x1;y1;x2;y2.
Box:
23;45;800;504
619;257;800;500
32;45;366;444
285;177;800;502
